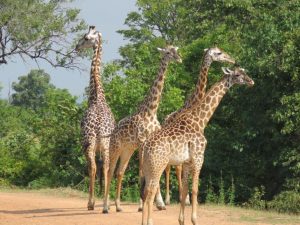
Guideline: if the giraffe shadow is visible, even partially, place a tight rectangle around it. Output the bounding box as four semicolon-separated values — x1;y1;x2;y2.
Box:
0;207;87;215
0;204;140;218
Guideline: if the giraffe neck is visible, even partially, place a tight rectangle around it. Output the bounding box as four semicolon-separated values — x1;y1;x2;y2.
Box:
138;55;170;117
184;53;212;108
88;35;105;105
190;75;232;130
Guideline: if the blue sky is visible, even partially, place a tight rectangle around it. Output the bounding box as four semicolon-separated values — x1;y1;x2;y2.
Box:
0;0;137;99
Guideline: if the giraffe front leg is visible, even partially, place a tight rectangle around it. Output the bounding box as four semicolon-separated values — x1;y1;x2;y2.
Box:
164;165;171;205
85;143;97;210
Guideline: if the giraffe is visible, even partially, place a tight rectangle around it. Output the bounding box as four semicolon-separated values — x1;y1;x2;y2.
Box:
164;47;235;205
102;45;182;213
141;67;254;225
75;26;115;210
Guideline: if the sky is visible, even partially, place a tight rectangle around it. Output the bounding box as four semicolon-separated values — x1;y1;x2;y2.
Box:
0;0;137;99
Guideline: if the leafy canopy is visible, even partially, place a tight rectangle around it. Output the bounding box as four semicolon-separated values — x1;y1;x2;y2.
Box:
0;0;86;69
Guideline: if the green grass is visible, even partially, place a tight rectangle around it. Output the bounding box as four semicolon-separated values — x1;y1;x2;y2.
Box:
202;204;300;225
0;185;89;199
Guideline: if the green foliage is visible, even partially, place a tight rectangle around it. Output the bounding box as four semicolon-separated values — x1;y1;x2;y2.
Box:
11;69;54;109
205;176;218;204
0;0;86;68
246;186;267;210
218;172;225;204
268;191;300;214
0;70;85;187
1;0;300;215
104;0;300;213
227;175;236;206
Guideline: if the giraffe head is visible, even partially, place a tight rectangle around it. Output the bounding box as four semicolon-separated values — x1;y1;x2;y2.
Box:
204;47;235;64
222;67;254;86
157;45;182;63
75;26;101;51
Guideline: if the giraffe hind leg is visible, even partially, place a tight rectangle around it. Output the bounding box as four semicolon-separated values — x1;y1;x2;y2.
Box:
164;165;171;205
176;165;190;205
85;141;97;210
178;164;190;225
115;150;135;212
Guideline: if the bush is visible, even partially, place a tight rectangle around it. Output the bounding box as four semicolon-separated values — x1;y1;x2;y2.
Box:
245;186;266;210
268;191;300;214
28;177;52;189
205;175;218;203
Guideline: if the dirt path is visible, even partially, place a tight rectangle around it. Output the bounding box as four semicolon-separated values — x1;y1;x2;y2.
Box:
0;190;298;225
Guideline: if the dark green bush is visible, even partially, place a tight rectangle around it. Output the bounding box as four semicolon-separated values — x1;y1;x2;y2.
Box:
268;191;300;214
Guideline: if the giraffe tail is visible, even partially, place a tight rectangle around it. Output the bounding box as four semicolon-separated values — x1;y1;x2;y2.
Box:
140;176;146;201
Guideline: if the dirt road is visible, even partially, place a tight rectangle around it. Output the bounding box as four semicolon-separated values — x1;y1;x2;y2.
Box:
0;190;298;225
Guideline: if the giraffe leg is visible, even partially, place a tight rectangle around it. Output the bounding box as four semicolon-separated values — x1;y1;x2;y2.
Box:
155;184;166;210
137;149;165;212
190;139;206;225
145;181;159;225
164;165;171;205
85;141;97;210
141;178;149;225
178;164;190;225
175;165;182;202
115;150;135;212
176;165;190;205
191;168;200;225
138;149;144;212
103;145;121;213
101;139;110;213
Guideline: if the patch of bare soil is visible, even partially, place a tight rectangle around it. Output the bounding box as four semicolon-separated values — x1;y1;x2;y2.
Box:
0;191;298;225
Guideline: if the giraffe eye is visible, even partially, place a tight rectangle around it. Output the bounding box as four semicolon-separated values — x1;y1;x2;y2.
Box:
216;52;222;55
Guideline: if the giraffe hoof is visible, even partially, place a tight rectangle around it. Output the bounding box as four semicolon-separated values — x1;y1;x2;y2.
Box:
156;205;166;211
87;205;95;210
87;200;95;210
138;207;143;212
102;209;109;214
116;208;123;212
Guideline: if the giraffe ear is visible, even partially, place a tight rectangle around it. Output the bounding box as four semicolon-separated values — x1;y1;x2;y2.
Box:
222;67;232;75
157;47;166;53
204;48;208;52
174;46;179;51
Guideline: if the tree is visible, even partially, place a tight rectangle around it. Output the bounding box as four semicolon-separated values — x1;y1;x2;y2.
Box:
0;0;86;69
104;0;300;208
11;69;54;109
0;82;84;187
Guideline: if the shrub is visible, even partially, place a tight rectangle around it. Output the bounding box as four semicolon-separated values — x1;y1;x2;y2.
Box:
268;191;300;214
245;186;266;210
